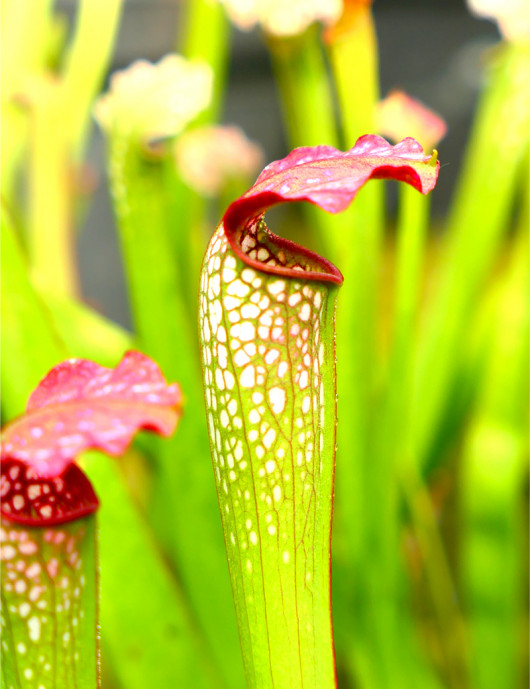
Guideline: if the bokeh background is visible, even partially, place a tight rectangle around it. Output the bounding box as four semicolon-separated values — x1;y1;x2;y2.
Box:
72;0;498;329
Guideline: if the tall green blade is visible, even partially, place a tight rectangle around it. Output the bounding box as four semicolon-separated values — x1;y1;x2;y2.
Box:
82;453;218;689
411;42;530;474
105;135;244;688
0;206;67;416
460;223;529;689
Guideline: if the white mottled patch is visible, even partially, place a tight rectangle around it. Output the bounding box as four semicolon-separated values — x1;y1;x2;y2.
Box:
268;387;286;414
240;366;256;388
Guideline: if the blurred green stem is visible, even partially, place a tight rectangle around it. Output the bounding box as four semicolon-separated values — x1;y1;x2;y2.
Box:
380;185;430;463
324;4;379;145
28;80;76;296
105;134;245;689
164;163;209;327
325;8;403;689
25;0;123;296
402;466;469;689
0;205;67;415
62;0;124;162
267;27;338;149
177;0;230;313
83;453;220;689
460;203;529;689
267;26;340;257
107;137;196;375
324;2;383;554
0;0;54;203
180;0;229;124
411;42;530;475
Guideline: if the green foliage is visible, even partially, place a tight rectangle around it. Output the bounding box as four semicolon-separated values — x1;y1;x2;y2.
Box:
1;2;528;689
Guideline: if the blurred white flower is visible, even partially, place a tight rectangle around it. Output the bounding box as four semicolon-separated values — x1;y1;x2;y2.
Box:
94;55;213;140
377;90;447;151
218;0;343;37
467;0;530;42
175;125;264;196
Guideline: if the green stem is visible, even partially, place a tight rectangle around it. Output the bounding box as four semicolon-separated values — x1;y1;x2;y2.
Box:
28;81;76;297
267;26;340;257
325;8;392;688
356;188;432;687
0;0;54;204
0;205;68;416
82;453;221;689
180;0;229;124
106;134;245;689
401;468;469;689
378;184;430;471
411;42;530;474
324;2;383;535
267;27;338;149
61;0;124;162
460;212;528;689
108;137;196;373
26;0;123;296
325;4;379;146
164;162;210;328
393;186;430;373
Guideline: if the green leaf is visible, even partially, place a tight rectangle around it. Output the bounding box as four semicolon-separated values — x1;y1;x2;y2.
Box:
37;290;133;366
102;128;245;688
460;224;529;689
411;42;530;474
0;205;68;417
82;453;219;689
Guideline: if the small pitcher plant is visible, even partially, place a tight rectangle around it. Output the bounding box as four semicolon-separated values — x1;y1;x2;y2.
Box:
1;352;181;688
199;135;439;687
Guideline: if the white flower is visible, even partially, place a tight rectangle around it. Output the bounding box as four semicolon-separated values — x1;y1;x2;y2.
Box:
175;125;264;196
218;0;343;37
94;55;213;140
467;0;530;42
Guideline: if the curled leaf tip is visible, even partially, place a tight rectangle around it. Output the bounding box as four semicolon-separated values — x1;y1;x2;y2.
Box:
222;135;440;285
1;351;182;480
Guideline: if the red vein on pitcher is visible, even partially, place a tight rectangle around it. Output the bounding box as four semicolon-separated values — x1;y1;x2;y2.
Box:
199;135;440;688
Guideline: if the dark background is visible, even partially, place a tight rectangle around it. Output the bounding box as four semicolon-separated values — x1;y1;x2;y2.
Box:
58;0;499;328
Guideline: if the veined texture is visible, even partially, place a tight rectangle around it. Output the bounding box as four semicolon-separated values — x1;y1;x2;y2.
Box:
1;513;98;689
200;223;338;688
199;136;440;688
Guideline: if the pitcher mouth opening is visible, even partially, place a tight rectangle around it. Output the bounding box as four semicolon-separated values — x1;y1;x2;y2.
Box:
222;195;344;286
